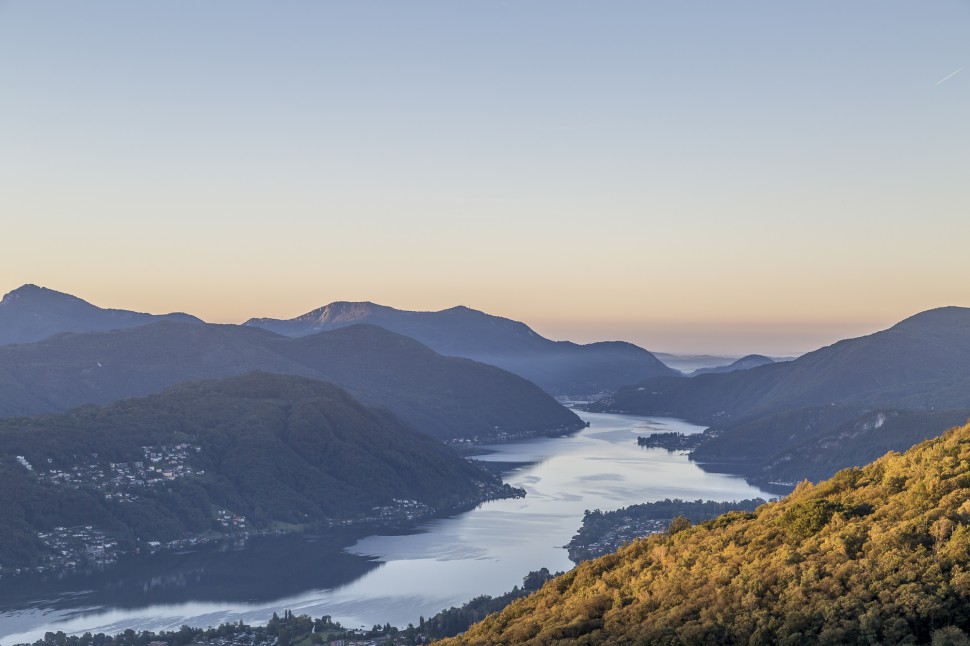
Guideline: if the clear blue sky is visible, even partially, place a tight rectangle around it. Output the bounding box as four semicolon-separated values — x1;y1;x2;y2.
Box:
2;1;968;354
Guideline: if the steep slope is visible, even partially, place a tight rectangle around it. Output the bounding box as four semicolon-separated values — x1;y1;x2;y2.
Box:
759;408;970;484
689;354;775;376
442;421;970;645
593;307;970;481
0;373;510;568
246;302;677;395
605;307;970;421
0;284;201;345
0;322;582;441
271;324;584;439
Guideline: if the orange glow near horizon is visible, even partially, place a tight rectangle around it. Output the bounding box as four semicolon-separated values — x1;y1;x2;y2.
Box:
2;3;967;357
2;277;953;357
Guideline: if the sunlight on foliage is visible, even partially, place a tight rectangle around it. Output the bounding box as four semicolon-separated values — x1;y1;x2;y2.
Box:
439;423;970;645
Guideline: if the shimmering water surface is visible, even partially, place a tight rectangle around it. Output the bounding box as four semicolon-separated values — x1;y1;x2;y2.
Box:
0;411;771;643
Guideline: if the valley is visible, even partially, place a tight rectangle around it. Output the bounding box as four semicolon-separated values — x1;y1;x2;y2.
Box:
441;420;970;645
0;411;770;644
589;307;970;486
3;296;970;645
3;297;970;644
5;3;967;643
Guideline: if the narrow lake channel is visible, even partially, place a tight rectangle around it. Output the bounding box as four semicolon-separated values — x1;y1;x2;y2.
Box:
0;411;772;643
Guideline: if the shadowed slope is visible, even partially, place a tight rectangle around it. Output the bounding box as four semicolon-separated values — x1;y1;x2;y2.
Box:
0;322;582;440
593;307;970;482
246;301;677;395
0;284;201;345
0;372;507;567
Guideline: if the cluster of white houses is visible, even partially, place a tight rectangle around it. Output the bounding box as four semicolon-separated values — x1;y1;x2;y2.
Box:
26;444;204;502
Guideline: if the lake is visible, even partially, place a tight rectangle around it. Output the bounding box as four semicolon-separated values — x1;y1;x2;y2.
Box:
0;411;772;643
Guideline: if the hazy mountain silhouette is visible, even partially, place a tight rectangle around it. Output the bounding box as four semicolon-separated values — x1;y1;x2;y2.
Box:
0;321;582;441
652;352;741;373
245;301;678;395
592;307;970;482
689;354;776;376
0;284;202;346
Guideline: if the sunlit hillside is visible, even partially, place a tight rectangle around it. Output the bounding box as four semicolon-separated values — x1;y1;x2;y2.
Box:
441;422;970;645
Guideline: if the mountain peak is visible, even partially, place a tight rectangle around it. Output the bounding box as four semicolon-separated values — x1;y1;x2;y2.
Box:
8;283;44;294
244;301;676;395
0;284;83;306
296;301;392;325
0;285;203;346
889;306;970;334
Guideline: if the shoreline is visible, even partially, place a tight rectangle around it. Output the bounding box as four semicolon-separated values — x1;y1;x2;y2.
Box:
0;479;525;583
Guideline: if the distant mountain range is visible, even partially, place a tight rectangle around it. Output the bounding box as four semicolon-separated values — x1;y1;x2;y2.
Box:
655;352;795;374
0;286;677;397
245;301;678;395
0;320;582;441
651;352;743;373
590;307;970;483
689;354;776;376
0;372;512;568
9;283;968;487
441;420;970;645
0;284;202;345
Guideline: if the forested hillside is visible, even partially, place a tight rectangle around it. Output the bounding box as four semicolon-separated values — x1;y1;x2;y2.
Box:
592;307;970;483
0;321;582;441
441;421;970;645
246;301;678;395
0;373;514;569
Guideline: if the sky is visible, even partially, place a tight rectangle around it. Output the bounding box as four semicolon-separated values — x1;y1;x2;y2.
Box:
1;1;968;355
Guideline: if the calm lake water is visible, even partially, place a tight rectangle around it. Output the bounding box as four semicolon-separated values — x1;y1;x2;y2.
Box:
0;411;771;644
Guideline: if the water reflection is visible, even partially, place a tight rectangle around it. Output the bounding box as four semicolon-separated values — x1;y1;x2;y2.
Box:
0;531;380;611
0;412;771;643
